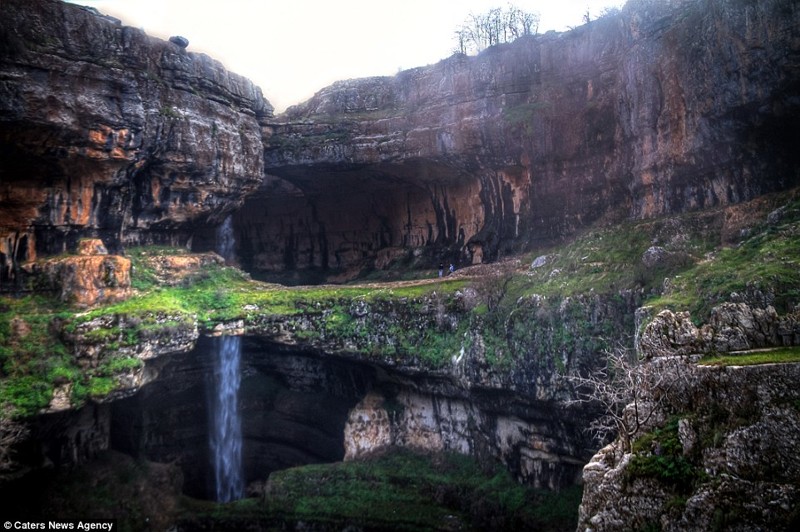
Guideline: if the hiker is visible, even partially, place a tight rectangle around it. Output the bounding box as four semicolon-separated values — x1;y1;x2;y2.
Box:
438;263;444;278
449;263;455;274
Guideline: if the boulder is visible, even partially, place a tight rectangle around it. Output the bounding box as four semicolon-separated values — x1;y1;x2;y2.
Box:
168;35;189;48
35;240;131;307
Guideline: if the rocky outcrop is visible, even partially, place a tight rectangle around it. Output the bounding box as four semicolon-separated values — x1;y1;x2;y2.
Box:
639;303;800;357
0;0;272;287
343;387;586;489
578;298;800;531
29;238;131;307
73;333;590;496
578;359;800;531
248;0;800;281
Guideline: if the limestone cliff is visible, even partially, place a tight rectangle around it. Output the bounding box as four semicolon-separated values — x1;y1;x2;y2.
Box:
0;0;272;287
577;304;800;531
251;0;800;282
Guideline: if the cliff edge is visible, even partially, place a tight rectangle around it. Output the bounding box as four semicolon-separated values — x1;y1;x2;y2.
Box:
0;0;273;286
251;0;800;282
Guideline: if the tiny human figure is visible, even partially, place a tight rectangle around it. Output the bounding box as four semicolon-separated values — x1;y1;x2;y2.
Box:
449;263;455;274
438;263;444;277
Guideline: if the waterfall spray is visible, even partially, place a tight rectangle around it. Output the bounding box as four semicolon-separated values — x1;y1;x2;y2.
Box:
210;335;244;502
216;214;235;263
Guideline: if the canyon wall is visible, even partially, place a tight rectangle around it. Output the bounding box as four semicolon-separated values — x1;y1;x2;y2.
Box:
251;0;800;281
3;0;797;286
0;0;272;286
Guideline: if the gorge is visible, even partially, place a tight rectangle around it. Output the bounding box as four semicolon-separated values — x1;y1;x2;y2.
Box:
1;0;800;530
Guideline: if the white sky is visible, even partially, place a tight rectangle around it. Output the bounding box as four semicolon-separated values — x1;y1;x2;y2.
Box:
67;0;626;112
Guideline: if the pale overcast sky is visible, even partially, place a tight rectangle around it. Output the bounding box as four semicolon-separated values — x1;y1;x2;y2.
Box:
67;0;626;112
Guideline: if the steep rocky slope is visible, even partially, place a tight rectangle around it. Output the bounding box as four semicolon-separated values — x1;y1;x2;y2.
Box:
249;0;800;282
0;0;272;287
578;333;800;531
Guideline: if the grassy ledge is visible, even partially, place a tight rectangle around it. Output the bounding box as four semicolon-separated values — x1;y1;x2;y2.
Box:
698;346;800;366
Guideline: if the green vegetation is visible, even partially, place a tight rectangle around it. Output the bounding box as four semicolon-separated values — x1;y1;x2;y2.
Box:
180;448;583;531
0;295;73;416
503;101;550;137
509;195;800;326
6;447;581;531
519;218;706;299
699;346;800;366
2;192;800;418
159;106;179;118
627;417;705;493
0;288;146;416
648;199;800;320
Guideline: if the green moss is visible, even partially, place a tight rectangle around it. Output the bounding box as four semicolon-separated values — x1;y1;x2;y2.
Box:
648;200;800;320
699;346;800;366
4;192;799;414
628;418;704;492
503;101;550;137
0;295;74;417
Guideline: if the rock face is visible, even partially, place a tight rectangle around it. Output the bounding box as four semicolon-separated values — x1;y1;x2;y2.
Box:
579;301;800;531
30;238;131;307
343;387;587;489
0;0;272;287
578;360;800;531
249;0;800;281
109;336;589;496
639;303;800;357
110;339;369;499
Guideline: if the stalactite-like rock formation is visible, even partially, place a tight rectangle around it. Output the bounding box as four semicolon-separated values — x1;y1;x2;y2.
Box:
0;0;272;287
252;0;799;282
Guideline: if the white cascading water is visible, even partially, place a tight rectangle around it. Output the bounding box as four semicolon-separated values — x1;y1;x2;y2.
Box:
216;214;235;263
210;335;244;502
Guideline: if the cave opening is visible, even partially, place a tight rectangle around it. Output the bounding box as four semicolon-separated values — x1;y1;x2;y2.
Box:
109;336;373;500
221;162;491;285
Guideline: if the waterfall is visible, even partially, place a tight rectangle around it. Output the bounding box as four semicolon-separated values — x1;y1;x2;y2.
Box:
216;214;235;263
210;335;244;502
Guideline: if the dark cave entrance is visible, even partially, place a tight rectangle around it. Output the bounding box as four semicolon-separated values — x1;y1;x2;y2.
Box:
109;336;373;499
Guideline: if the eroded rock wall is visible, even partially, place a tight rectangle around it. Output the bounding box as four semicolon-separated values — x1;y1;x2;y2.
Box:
108;336;591;496
254;0;800;281
0;0;272;286
578;359;800;531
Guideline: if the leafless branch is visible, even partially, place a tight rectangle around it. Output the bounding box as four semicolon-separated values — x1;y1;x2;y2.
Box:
453;3;541;55
565;345;689;451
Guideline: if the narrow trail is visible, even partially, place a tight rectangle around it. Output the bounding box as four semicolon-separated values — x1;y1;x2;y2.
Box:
308;258;528;291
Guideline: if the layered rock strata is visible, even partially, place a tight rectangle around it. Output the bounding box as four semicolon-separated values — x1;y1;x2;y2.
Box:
252;0;800;281
28;238;131;307
0;0;272;287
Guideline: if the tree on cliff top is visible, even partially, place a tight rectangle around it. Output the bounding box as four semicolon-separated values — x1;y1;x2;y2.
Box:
453;3;540;55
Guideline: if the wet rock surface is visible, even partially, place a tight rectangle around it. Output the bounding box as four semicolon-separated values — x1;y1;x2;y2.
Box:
0;0;272;286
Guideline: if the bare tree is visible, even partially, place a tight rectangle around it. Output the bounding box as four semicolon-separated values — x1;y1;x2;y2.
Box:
454;4;541;55
454;28;468;55
565;346;689;451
